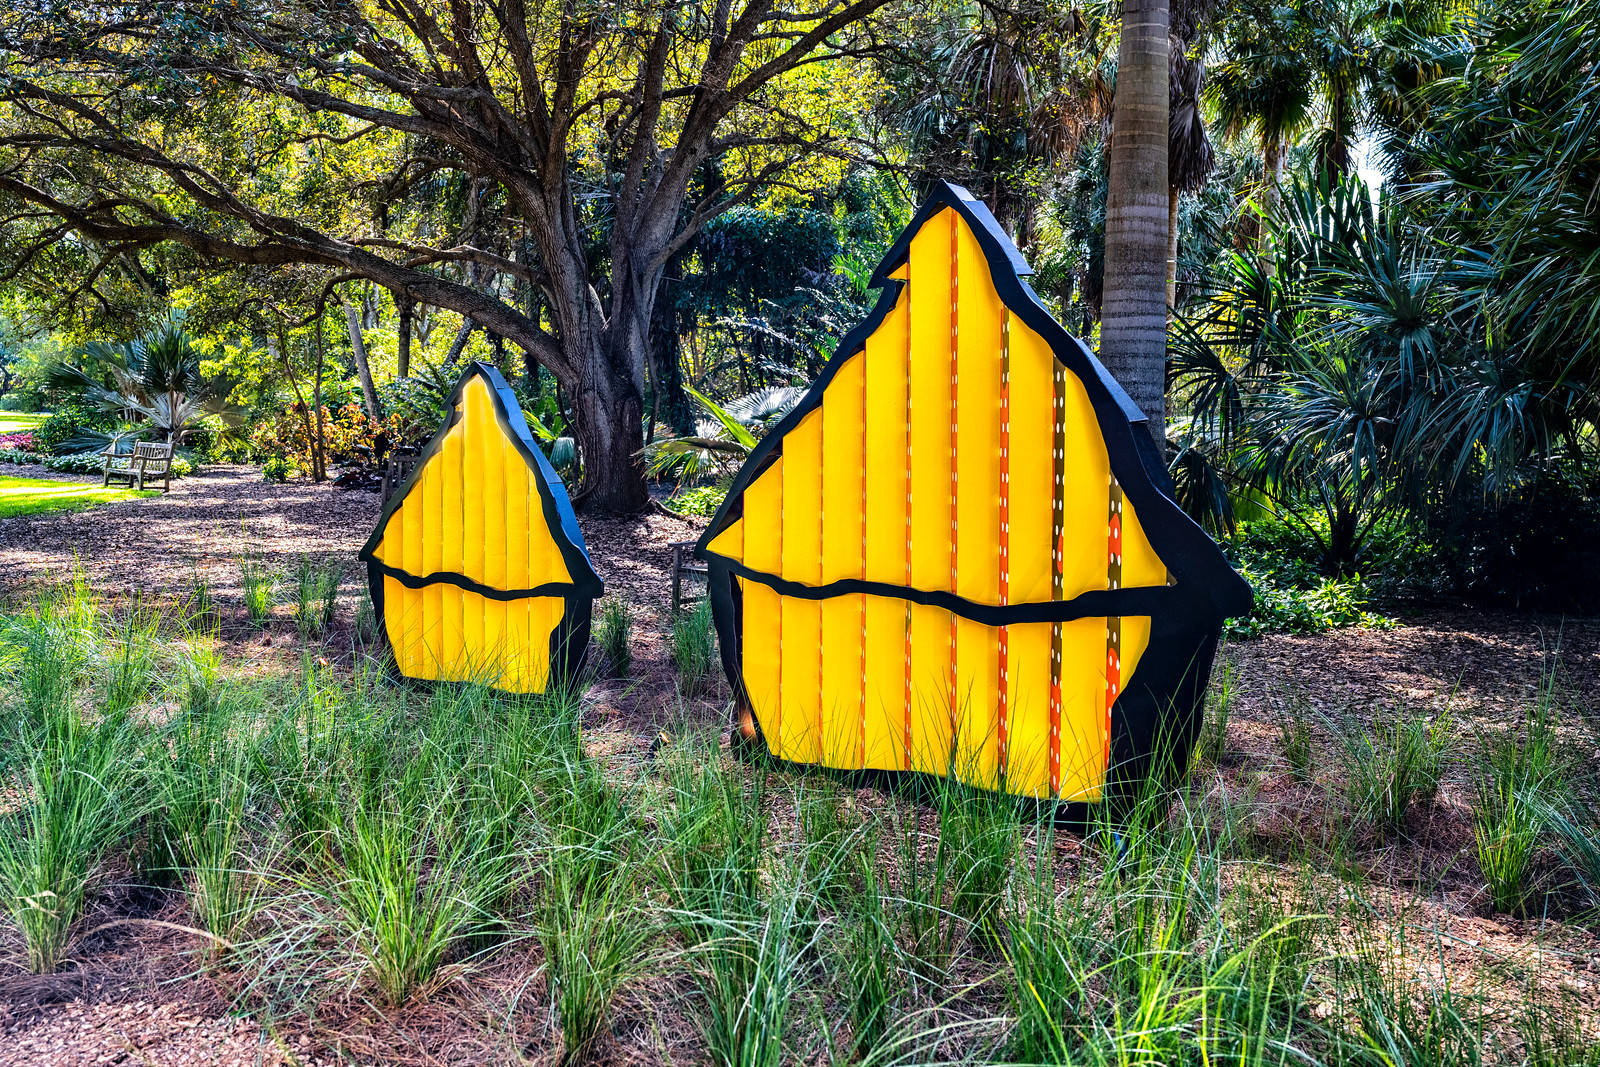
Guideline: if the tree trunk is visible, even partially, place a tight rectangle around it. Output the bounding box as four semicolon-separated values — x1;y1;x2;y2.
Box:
343;297;383;421
396;296;414;379
312;313;329;481
1166;185;1181;311
1101;0;1171;460
569;335;649;513
442;321;475;372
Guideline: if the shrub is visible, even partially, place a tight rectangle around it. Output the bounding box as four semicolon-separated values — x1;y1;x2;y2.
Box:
291;555;345;637
237;549;276;626
36;449;194;478
664;485;727;518
0;431;37;452
262;455;290;483
32;401;113;455
249;400;390;476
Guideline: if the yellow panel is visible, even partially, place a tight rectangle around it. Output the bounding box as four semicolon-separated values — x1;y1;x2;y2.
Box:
438;424;463;672
1056;616;1111;802
707;517;744;562
820;353;866;586
780;597;822;764
503;438;529;591
460;392;486;660
384;577;416;675
1008;321;1056;605
1003;621;1053;798
907;209;953;593
907;602;951;774
953;614;998;788
741;579;783;749
862;286;908;586
1121;499;1169;589
743;460;783;575
819;595;864;768
1120;614;1152;703
954;216;1002;607
782;410;823;587
862;594;908;771
1059;364;1113;601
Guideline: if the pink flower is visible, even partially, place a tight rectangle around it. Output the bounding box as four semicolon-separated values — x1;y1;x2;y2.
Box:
0;431;36;452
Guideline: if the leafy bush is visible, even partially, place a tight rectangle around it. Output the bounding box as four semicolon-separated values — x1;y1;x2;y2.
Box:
32;401;113;455
29;450;195;478
250;400;387;476
664;485;727;518
262;455;290;483
1222;518;1396;638
0;431;37;452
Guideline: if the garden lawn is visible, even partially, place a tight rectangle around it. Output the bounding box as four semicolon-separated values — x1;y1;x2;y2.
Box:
0;475;154;520
0;411;47;434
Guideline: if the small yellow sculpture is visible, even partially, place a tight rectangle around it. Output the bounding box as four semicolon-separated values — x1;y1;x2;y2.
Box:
360;362;601;693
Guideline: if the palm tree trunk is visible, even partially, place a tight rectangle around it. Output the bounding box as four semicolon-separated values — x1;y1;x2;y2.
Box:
343;296;383;421
1101;0;1171;459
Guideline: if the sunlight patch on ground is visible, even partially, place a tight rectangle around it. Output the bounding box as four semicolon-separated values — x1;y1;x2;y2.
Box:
0;475;155;520
0;411;48;434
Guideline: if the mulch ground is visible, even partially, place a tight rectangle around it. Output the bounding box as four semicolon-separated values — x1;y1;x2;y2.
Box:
0;464;1596;1063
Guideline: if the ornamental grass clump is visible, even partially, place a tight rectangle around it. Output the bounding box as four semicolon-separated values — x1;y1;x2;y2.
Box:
292;554;345;637
592;596;632;678
0;712;135;973
669;598;715;696
237;547;276;627
1474;697;1562;915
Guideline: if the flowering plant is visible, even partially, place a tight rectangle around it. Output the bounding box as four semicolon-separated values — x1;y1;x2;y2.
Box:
0;431;37;452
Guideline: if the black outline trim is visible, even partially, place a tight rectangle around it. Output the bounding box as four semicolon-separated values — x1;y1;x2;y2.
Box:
720;558;1181;624
359;360;602;687
693;180;1253;810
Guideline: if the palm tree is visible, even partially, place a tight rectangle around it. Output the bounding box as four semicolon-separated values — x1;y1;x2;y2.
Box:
1100;0;1171;455
1168;37;1215;309
47;315;238;447
1206;30;1314;218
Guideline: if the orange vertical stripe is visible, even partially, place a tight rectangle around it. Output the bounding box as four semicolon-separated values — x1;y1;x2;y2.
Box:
998;309;1011;779
903;265;914;772
1049;360;1066;797
948;209;960;765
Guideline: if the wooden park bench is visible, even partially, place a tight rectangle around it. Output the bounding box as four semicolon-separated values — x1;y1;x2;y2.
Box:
101;439;175;492
669;539;708;616
382;448;421;503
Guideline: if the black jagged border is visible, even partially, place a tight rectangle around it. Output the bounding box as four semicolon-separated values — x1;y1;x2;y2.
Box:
693;180;1253;814
359;360;603;686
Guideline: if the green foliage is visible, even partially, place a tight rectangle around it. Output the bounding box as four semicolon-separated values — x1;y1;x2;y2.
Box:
669;599;716;697
291;555;345;638
1198;660;1237;763
5;449;196;478
262;455;290;483
1222;518;1396;638
1333;703;1451;836
1474;694;1563;915
664;485;727;517
592;598;632;679
237;548;276;627
31;400;114;455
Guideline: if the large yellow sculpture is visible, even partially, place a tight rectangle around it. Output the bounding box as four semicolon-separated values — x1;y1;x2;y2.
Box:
360;362;602;693
695;183;1250;811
